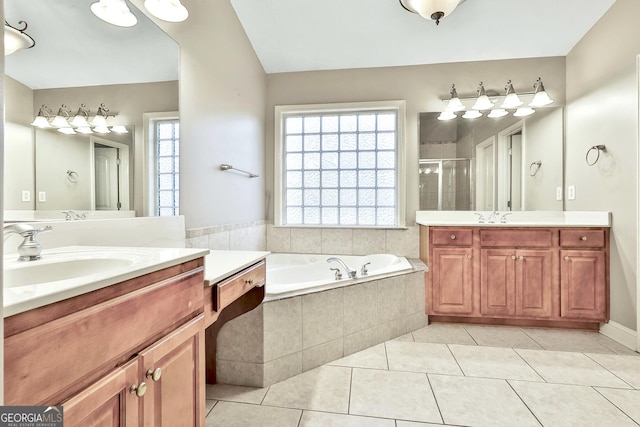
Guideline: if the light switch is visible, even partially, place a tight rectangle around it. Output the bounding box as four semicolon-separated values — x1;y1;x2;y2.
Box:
21;190;31;202
568;185;576;200
38;191;46;202
556;187;562;201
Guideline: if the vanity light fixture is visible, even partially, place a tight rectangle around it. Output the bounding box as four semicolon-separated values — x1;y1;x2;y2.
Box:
111;125;129;133
399;0;465;25
437;111;457;121
93;126;111;134
529;77;554;107
513;107;535;117
76;127;94;135
90;103;110;127
471;82;494;111
500;80;523;109
462;110;482;119
51;105;72;128
31;105;53;128
90;0;138;27
445;84;465;112
144;0;189;23
70;104;91;127
4;20;35;55
57;127;77;135
487;108;508;118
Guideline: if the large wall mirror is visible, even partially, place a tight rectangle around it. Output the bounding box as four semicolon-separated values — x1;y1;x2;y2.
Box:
4;0;179;218
419;107;564;212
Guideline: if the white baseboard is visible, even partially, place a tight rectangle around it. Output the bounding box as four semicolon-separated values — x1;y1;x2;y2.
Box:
599;321;638;351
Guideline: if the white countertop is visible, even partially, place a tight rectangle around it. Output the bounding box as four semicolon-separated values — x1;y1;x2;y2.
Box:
3;246;209;317
415;211;611;227
204;250;270;286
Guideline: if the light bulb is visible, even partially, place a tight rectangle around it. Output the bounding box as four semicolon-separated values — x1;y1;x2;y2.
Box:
488;109;508;118
437;111;457;121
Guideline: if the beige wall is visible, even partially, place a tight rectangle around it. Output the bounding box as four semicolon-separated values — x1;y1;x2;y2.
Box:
265;57;566;222
132;0;268;229
565;0;640;330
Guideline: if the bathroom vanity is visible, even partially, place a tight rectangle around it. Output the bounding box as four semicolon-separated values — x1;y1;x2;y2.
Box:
4;242;269;426
417;211;611;329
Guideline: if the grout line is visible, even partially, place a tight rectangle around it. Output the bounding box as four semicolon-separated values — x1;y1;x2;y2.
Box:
512;348;548;383
384;342;390;370
583;353;636;389
259;385;271;405
425;373;445;425
506;379;545;427
592;387;640;427
462;326;479;346
296;409;304;427
348;367;354;415
445;344;466;376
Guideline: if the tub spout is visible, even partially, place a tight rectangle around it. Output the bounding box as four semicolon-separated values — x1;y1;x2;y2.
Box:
327;257;357;279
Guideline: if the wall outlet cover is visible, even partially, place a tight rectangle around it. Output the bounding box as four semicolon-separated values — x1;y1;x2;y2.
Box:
568;185;576;200
21;190;31;202
38;191;46;202
556;187;563;201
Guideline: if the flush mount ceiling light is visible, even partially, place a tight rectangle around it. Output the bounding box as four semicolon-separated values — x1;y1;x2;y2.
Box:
91;0;138;27
399;0;465;25
144;0;189;22
4;20;35;55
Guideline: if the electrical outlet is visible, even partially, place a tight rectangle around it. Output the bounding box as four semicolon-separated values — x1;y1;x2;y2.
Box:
38;191;46;202
21;190;31;202
568;185;576;200
556;187;563;201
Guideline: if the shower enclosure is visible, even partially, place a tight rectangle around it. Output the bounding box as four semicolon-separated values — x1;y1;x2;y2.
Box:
419;158;472;211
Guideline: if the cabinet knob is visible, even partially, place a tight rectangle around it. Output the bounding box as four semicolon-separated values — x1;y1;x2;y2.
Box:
511;255;516;260
467;254;472;259
146;367;162;382
564;256;570;261
245;278;254;285
519;256;524;260
580;236;588;241
130;382;147;397
450;235;456;240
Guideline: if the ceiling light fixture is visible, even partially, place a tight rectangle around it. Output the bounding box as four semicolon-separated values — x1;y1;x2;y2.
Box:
144;0;189;22
4;20;35;56
399;0;464;25
90;0;138;27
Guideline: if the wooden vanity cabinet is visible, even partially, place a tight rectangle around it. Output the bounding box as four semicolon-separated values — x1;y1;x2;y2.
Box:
4;258;207;427
422;225;608;327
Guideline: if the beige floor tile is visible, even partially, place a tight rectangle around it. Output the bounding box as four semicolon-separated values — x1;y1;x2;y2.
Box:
205;400;217;416
412;323;476;345
449;344;544;381
396;422;458;427
350;368;442;423
205;384;268;404
329;343;388;369
385;341;462;375
392;332;415;342
510;381;638;427
516;349;632;388
205;401;301;427
429;374;540;427
586;352;640;388
596;387;640;423
593;334;640;356
522;328;614;353
299;411;395;427
261;365;351;413
463;325;543;349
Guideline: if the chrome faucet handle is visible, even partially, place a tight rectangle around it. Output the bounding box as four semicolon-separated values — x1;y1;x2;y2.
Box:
473;212;485;223
360;262;371;276
500;213;512;223
488;211;500;223
62;210;74;220
330;267;342;280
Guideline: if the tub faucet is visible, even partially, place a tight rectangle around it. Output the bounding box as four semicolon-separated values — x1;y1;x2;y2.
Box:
360;262;371;276
4;224;53;261
327;257;357;279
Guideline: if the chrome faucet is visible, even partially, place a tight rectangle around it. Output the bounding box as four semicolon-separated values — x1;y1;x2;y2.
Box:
473;212;486;223
330;267;343;280
360;262;371;276
327;257;357;279
4;224;53;261
62;210;87;220
500;213;512;223
487;211;500;223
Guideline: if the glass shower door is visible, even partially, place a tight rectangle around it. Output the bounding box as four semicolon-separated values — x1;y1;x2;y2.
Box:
419;159;472;211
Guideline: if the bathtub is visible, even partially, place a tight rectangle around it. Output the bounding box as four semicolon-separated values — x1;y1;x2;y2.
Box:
265;253;414;300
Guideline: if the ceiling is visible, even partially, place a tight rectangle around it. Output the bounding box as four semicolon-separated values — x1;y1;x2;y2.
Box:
229;0;617;74
4;0;616;89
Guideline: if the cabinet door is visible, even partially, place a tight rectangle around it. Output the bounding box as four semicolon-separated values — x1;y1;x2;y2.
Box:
560;250;606;320
481;249;516;316
430;247;473;314
140;315;205;427
62;359;141;427
516;249;554;318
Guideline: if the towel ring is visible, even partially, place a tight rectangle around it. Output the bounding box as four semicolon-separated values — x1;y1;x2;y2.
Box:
66;170;79;183
586;145;606;166
529;161;542;177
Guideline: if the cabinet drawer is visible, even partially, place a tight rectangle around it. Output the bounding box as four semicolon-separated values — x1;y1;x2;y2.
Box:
214;260;266;312
480;229;553;248
432;229;472;246
560;229;605;248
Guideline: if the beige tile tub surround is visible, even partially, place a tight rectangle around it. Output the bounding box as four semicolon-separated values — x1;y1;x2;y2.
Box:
186;220;267;251
216;270;427;387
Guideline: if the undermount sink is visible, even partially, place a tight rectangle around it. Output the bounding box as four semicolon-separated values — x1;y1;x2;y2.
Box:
4;258;135;288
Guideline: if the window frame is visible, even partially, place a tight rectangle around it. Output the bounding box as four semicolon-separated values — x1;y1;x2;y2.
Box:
274;100;406;228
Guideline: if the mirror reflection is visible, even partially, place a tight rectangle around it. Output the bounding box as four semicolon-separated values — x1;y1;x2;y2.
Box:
4;0;179;217
419;107;563;212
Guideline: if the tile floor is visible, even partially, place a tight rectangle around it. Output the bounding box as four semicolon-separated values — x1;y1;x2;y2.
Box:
205;323;640;427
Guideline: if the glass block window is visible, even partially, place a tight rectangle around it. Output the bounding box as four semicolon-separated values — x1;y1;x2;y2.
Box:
155;120;179;216
278;105;402;227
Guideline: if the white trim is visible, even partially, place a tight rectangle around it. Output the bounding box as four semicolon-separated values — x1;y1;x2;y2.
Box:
89;136;131;211
637;54;640;352
600;321;638;352
497;121;524;211
274;100;407;228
